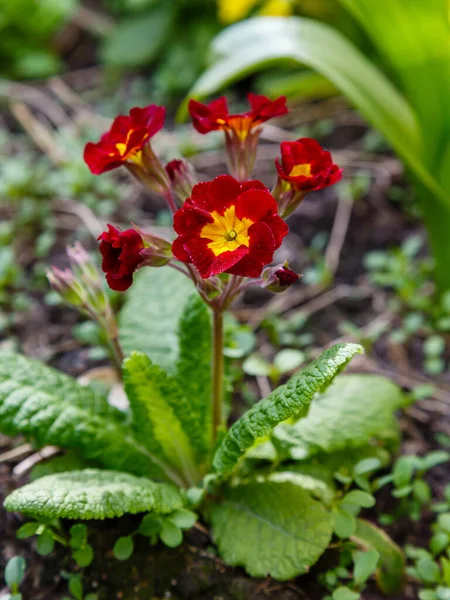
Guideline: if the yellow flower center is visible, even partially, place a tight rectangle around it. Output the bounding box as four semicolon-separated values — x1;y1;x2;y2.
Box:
200;205;253;256
112;129;148;167
289;163;312;177
217;116;255;141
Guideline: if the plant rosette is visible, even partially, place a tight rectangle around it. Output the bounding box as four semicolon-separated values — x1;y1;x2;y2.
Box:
2;95;404;589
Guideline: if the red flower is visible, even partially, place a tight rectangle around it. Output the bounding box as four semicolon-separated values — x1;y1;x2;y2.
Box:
84;105;165;175
98;225;145;291
189;93;288;139
172;175;288;279
276;138;342;192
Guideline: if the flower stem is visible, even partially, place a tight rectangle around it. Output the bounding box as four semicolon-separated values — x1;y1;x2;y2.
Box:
212;308;224;443
164;189;177;214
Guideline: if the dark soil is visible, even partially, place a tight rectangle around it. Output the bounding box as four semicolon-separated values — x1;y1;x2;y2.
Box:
1;78;449;599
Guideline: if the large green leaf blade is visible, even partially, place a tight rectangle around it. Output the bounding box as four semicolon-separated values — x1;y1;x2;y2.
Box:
119;267;195;370
274;374;403;459
176;295;213;460
340;0;450;169
0;354;165;479
213;342;363;476
123;352;198;485
4;469;183;520
210;480;333;580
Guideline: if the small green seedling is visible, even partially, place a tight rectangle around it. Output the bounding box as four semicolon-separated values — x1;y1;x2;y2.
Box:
4;555;26;600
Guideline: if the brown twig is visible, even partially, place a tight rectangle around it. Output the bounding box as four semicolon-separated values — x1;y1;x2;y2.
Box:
325;190;354;276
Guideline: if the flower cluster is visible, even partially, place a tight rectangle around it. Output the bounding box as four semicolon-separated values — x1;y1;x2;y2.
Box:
79;94;341;309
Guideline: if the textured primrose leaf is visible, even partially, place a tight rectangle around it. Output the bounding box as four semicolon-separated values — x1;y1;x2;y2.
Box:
119;268;195;370
0;354;165;479
213;343;363;476
123;352;198;484
274;374;403;459
176;295;213;460
4;469;183;520
0;352;119;418
210;481;333;580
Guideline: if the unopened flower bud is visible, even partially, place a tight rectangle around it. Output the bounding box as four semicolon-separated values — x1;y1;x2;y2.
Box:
132;225;173;268
262;263;300;293
47;267;86;307
165;159;197;202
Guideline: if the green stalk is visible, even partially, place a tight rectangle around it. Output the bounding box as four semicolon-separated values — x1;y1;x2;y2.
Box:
418;184;450;293
212;308;225;443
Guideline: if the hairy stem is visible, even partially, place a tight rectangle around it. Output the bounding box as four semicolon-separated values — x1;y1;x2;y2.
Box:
212;308;225;443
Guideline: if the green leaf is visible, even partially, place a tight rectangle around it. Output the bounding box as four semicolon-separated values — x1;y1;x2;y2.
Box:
352;519;405;594
430;532;450;556
123;352;198;486
175;295;213;461
0;352;117;418
113;536;134;561
160;520;183;548
68;575;83;600
341;490;376;508
273;349;305;373
417;557;441;584
101;5;175;68
4;556;26;588
119;268;194;370
0;355;165;479
333;507;356;539
275;374;402;459
168;509;197;530
36;529;54;556
213;343;363;476
333;588;360;600
73;544;94;568
263;470;335;506
4;469;182;520
138;514;163;536
353;549;380;585
339;0;450;171
210;481;333;580
16;522;39;539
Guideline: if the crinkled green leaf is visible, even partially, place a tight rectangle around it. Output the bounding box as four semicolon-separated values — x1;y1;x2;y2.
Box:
0;355;165;479
119;267;194;370
213;343;363;476
274;374;402;459
176;295;213;460
257;470;335;506
0;352;118;418
123;352;198;485
4;469;182;520
210;481;333;580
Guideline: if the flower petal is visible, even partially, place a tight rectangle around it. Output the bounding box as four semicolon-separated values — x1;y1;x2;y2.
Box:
228;222;276;278
235;189;279;222
183;237;248;278
208;174;242;214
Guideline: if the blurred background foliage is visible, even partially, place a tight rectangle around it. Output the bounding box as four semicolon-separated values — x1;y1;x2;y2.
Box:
0;0;363;101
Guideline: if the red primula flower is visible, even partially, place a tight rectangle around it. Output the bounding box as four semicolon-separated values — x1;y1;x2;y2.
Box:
98;225;145;291
84;105;165;175
188;93;288;139
276;138;342;192
172;175;288;279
